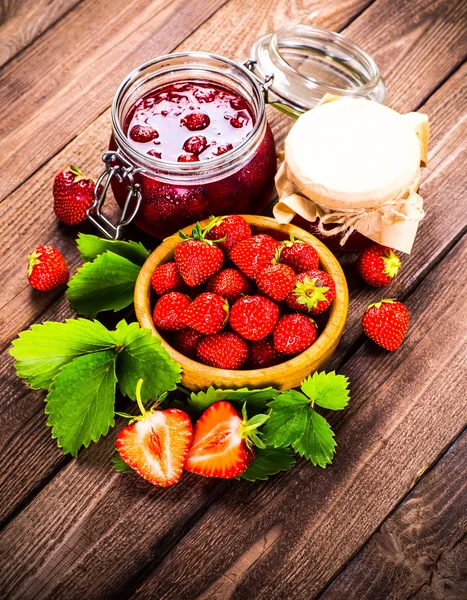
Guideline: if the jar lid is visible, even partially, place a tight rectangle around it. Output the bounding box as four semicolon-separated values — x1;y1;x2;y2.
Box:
250;25;387;116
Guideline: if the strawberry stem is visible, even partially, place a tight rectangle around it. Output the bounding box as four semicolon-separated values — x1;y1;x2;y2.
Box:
135;378;148;417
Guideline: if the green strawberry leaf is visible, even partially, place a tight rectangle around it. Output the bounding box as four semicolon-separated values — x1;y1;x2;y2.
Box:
45;350;118;456
77;234;150;265
66;251;141;317
188;386;279;417
292;408;336;468
111;453;133;473
238;447;296;482
10;319;119;390
115;320;181;402
261;390;310;448
301;371;350;410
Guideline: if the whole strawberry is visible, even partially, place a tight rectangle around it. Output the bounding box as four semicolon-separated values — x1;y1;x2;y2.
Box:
174;221;224;286
256;263;296;302
206;215;252;252
153;292;191;331
206;268;252;303
230;234;280;279
183;292;229;335
357;245;401;287
279;237;319;272
362;299;409;351
174;328;205;359
196;332;249;369
28;245;69;291
273;314;317;355
151;262;185;296
53;165;97;225
247;337;283;369
230;295;279;341
287;269;336;315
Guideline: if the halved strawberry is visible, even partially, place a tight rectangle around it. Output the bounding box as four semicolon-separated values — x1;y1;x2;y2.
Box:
185;401;263;478
116;380;193;487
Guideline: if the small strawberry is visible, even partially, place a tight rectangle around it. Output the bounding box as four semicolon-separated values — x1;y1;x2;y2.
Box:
129;125;159;142
151;262;185;296
174;328;205;359
116;379;193;487
279;236;319;272
174;221;224;286
53;165;97;226
206;268;252;303
362;299;410;351
273;314;317;355
206;215;252;252
181;112;210;131
182;292;229;335
286;269;336;315
27;245;69;291
196;332;249;369
256;263;296;302
247;337;283;369
357;245;401;287
230;234;280;279
185;401;260;478
230;295;280;341
183;136;208;155
153;292;191;331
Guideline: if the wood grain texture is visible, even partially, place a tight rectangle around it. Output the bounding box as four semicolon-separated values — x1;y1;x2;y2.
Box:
0;0;81;67
124;234;467;600
321;432;467;600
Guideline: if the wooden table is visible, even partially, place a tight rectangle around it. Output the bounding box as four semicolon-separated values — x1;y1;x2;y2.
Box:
1;0;466;598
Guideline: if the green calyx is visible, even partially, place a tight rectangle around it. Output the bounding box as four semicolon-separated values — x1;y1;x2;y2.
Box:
383;250;401;279
70;164;94;184
240;403;269;450
126;378;167;423
178;220;225;245
367;298;397;310
27;250;42;276
293;277;329;310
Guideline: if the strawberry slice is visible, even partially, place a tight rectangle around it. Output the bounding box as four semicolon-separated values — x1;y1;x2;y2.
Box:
116;380;193;487
185;401;258;478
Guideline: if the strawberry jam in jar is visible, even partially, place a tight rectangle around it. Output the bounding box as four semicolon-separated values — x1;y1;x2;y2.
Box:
101;53;276;239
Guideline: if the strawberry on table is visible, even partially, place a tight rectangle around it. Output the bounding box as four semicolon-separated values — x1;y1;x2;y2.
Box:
205;215;252;252
185;401;259;478
273;314;317;355
230;295;280;341
229;234;280;279
362;299;410;351
279;237;319;272
153;292;191;331
182;292;229;335
151;262;185;296
247;337;283;369
53;165;98;226
196;332;249;369
357;245;402;287
116;379;193;487
174;221;224;286
256;263;296;302
174;328;205;359
206;268;252;303
286;269;336;315
27;245;69;291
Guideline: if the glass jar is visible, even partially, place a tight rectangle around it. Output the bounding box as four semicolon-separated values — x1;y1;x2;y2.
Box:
88;26;386;247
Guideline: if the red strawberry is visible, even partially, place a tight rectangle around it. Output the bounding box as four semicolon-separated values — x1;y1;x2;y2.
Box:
213;143;233;156
286;269;336;315
196;332;249;369
183;136;208;155
273;314;317;355
206;215;252;252
181;112;210;131
362;299;410;351
183;292;229;335
27;245;69;291
151;262;185;296
247;337;283;369
116;380;192;487
230;234;280;279
129;124;159;142
53;165;98;226
279;238;319;272
357;245;401;287
206;268;252;303
256;263;296;302
185;401;254;478
230;295;279;341
174;328;205;359
178;154;199;162
174;222;224;286
153;292;191;331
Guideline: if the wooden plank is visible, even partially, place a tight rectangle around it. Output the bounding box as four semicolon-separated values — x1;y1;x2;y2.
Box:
320;432;467;599
122;231;467;600
0;0;81;67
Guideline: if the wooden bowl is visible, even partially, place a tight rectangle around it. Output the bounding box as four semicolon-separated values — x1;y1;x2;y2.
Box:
135;215;348;391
